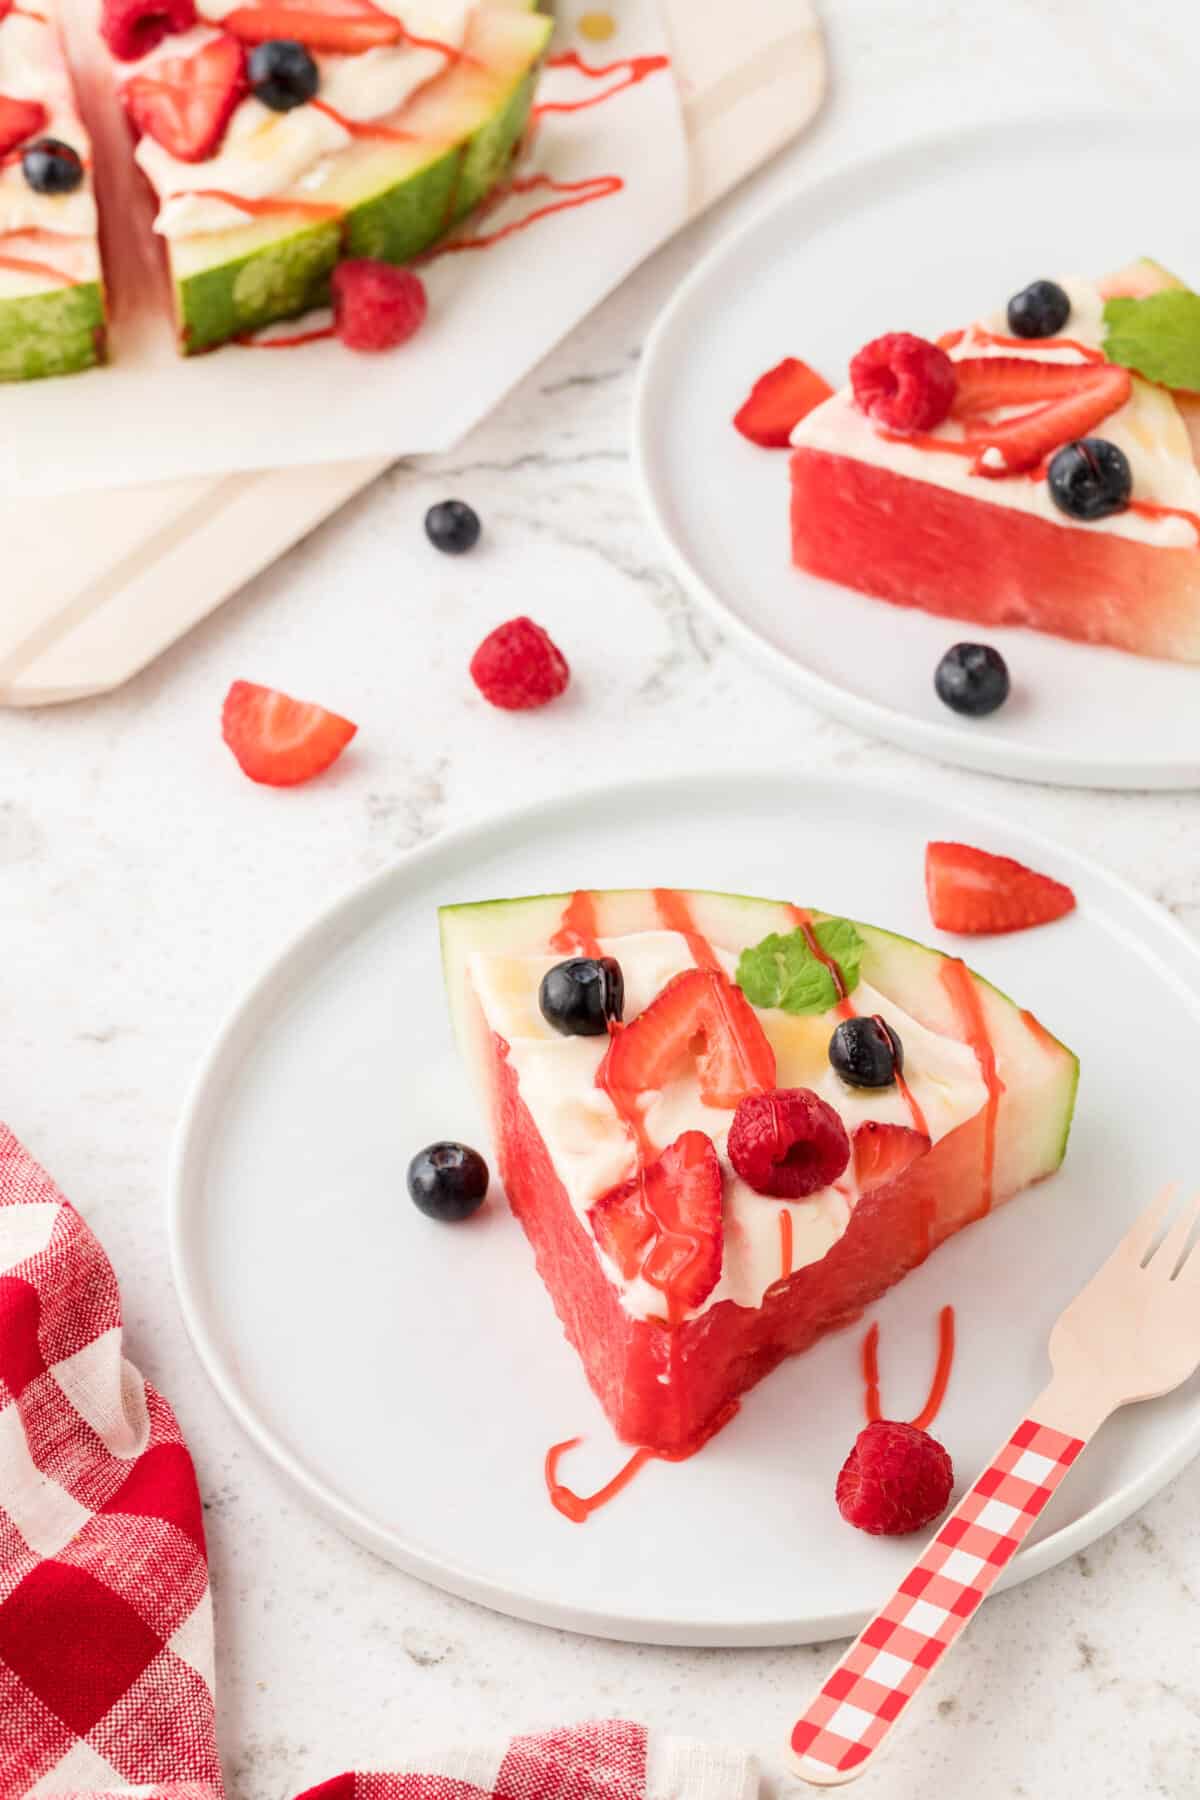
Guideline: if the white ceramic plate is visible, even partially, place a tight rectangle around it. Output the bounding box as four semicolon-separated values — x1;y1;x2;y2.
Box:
169;772;1200;1645
632;115;1200;789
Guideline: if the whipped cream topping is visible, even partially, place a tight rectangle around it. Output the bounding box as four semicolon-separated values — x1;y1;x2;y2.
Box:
0;8;99;278
469;930;988;1324
133;1;471;239
790;276;1200;551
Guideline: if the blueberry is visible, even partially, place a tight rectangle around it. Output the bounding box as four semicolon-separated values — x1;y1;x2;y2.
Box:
248;39;319;111
407;1141;489;1221
21;138;83;196
425;499;481;555
1006;280;1071;339
1047;437;1132;522
934;642;1010;718
539;957;624;1037
829;1015;903;1088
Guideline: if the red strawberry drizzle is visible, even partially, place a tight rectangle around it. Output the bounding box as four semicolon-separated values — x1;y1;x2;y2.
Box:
189;189;342;221
550;890;604;962
544;1398;740;1523
778;1207;793;1280
436;173;623;254
860;1306;956;1431
531;48;669;119
733;357;834;448
653;886;722;973
940;957;1003;1219
787;906;930;1139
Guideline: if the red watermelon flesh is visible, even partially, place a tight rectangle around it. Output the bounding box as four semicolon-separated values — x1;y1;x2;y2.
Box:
790;445;1200;663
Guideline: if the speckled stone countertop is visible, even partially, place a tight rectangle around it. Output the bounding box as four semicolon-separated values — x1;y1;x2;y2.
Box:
6;3;1200;1794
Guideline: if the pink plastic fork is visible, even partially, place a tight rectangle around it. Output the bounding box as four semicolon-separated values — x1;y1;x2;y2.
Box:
789;1188;1200;1786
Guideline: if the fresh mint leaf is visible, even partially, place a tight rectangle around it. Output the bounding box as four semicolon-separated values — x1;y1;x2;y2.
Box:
1103;290;1200;394
735;917;863;1016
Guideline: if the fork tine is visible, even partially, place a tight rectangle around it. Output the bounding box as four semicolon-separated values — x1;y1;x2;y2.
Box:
1146;1189;1200;1277
1118;1184;1176;1266
1163;1192;1200;1282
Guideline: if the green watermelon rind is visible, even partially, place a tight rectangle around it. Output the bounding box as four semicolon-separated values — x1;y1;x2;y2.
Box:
172;12;551;354
439;887;1080;1177
0;278;105;382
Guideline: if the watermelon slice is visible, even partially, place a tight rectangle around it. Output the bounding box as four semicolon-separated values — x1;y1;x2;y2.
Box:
789;264;1200;663
440;888;1078;1457
0;1;106;380
113;0;551;353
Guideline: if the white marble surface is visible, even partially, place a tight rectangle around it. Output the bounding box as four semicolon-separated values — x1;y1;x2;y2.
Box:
6;3;1200;1794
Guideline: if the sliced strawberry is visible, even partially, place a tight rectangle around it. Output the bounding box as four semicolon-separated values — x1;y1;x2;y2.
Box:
589;1130;723;1320
733;357;834;448
926;841;1076;936
122;32;245;164
599;966;776;1111
0;96;47;161
222;0;401;52
221;680;357;786
852;1122;931;1194
950;357;1131;475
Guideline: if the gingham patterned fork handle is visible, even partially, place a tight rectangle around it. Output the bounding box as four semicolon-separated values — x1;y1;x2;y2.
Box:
789;1417;1087;1786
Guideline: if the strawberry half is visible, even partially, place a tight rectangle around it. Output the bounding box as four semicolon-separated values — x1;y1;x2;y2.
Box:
122;32;246;164
733;357;834;448
926;840;1076;936
589;1130;723;1321
599;966;777;1111
852;1122;931;1194
0;95;47;161
950;357;1131;475
222;0;402;51
221;680;357;786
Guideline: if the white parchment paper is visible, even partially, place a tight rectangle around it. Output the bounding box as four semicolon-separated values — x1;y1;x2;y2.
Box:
1;0;687;496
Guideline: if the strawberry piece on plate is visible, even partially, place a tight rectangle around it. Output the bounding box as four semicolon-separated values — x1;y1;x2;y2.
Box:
852;1121;931;1194
221;0;402;52
926;840;1076;935
733;357;834;448
123;32;246;163
0;95;47;160
951;356;1131;475
599;965;777;1110
589;1130;723;1320
221;680;357;786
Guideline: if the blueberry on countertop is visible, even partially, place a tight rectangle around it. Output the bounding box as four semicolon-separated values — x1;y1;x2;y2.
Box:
426;499;481;555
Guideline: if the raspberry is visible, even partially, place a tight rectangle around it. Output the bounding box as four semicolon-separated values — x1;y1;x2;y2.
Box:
100;0;195;61
470;617;570;711
850;332;956;432
727;1088;849;1199
331;260;427;352
836;1420;954;1536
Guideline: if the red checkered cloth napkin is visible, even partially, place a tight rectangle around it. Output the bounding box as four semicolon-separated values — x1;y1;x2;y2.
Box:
0;1125;758;1800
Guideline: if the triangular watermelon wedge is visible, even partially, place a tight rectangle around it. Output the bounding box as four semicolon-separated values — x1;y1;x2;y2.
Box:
441;887;1078;1457
789;263;1200;662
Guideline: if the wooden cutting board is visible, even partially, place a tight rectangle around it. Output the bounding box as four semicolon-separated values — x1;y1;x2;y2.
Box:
0;1;824;708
